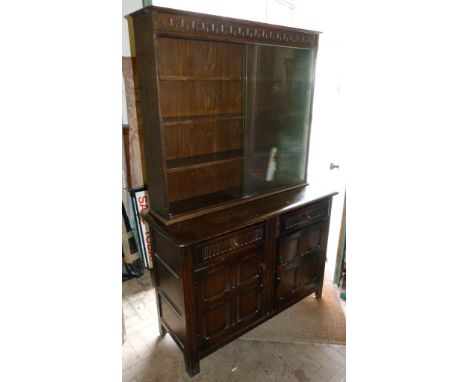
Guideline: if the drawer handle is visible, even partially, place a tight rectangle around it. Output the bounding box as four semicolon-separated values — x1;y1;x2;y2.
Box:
275;261;282;285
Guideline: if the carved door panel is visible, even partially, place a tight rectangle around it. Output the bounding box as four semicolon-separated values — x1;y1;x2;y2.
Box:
195;244;266;352
275;220;326;310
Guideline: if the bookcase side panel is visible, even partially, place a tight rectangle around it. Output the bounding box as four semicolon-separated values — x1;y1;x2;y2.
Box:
132;13;169;216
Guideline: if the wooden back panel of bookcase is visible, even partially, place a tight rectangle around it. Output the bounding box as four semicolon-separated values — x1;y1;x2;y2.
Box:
158;38;244;206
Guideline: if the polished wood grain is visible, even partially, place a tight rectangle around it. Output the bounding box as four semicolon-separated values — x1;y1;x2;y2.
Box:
148;194;335;376
144;186;337;247
133;13;169;215
193;224;265;267
167;159;242;202
158;37;243;120
280;199;331;232
160;75;241;81
130;6;319;48
158;37;242;79
166;150;243;172
163;112;243;126
195;244;266;353
163;182;308;224
159;80;242;118
152;230;184;338
169;187;242;217
275;221;326;309
165;119;242;160
129;6;329;377
131;7;320;221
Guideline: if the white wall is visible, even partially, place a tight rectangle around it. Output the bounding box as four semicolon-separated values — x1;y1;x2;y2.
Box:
292;1;346;280
123;0;144;57
122;0;144;125
150;0;267;23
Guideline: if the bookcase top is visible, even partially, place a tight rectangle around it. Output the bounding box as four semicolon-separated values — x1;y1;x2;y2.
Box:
129;5;321;49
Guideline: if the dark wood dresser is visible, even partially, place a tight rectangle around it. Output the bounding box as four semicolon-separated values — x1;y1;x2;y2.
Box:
129;6;337;376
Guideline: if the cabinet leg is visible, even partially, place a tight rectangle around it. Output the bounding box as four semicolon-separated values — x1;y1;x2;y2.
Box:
315;286;323;299
184;357;200;377
158;322;167;337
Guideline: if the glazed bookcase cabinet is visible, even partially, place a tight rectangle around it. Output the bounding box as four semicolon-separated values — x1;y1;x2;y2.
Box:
129;6;337;377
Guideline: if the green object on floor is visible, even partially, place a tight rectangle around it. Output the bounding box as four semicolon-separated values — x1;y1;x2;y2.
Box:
340;291;346;301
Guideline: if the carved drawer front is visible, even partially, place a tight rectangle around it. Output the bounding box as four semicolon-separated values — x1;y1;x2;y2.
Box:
275;221;326;309
194;223;266;267
280;200;330;233
195;244;266;353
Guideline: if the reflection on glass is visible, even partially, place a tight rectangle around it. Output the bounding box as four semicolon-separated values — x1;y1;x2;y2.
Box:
243;44;316;197
162;38;317;216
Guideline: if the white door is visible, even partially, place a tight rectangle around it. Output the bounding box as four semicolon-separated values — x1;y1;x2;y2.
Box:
308;34;346;281
262;0;347;281
266;0;347;281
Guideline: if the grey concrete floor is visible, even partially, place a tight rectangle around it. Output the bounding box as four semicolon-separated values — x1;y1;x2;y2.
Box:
123;270;345;382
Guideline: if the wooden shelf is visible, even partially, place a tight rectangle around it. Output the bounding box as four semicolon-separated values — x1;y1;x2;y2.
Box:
166;150;243;173
247;110;305;119
244;177;305;196
160;75;242;81
253;78;312;83
168;179;306;219
164;112;244;126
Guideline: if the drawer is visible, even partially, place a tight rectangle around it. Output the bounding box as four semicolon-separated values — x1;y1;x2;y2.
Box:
193;223;266;268
280;199;330;233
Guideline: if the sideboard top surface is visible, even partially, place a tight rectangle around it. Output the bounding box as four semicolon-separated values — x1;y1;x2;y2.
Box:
143;185;337;247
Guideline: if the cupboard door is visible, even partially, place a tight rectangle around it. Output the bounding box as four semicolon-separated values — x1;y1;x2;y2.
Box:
275;221;326;309
195;245;266;352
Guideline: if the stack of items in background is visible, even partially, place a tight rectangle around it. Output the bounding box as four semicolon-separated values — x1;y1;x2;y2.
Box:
122;186;153;282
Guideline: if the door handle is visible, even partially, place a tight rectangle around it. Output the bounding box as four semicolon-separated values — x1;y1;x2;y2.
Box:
275;261;282;285
330;163;340;170
258;263;265;291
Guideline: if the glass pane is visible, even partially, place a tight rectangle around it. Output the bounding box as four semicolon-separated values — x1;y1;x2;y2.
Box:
243;44;315;197
160;38;317;217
